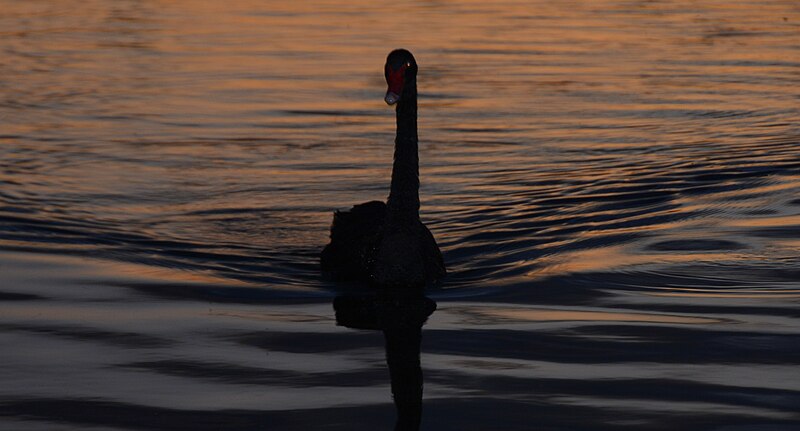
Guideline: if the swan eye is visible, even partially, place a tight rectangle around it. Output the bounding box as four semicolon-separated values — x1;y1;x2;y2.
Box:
406;62;412;68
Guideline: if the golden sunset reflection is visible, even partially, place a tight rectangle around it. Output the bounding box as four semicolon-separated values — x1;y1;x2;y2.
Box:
445;305;721;325
2;2;800;428
0;250;253;290
525;245;742;280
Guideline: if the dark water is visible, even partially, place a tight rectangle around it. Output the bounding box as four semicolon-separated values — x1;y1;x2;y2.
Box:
2;1;800;429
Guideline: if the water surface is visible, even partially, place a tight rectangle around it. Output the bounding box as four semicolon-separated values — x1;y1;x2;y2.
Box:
1;1;799;429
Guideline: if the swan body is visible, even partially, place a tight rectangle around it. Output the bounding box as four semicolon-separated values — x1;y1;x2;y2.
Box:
321;49;445;288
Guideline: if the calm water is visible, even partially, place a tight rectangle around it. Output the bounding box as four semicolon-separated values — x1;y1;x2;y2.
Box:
2;0;800;429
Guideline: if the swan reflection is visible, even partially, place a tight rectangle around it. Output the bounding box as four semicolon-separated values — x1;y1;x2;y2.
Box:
333;292;436;431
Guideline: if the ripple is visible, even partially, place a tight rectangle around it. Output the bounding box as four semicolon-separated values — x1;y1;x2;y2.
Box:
2;1;800;429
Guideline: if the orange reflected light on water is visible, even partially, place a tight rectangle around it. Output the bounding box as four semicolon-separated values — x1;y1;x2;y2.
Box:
2;0;799;285
446;305;721;325
526;244;742;280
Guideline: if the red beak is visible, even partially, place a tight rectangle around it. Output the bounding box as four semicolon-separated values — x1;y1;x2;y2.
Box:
385;65;406;105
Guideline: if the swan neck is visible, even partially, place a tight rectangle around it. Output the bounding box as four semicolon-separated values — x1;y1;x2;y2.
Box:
387;80;419;221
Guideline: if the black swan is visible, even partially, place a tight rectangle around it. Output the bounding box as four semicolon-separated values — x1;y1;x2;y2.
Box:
321;49;445;288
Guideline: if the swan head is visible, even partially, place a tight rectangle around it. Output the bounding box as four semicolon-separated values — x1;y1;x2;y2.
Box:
384;49;417;105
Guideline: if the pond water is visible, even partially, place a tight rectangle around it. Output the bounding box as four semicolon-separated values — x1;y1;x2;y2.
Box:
1;1;799;429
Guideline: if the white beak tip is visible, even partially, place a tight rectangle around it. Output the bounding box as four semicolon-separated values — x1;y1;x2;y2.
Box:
384;92;400;105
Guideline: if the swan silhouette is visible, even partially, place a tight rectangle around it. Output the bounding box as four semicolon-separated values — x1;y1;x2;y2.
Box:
321;49;446;287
